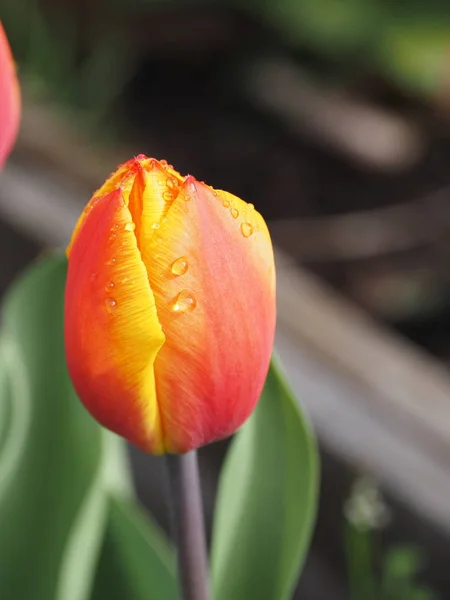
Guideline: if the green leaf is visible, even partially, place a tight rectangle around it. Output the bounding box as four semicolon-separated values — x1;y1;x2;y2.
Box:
211;357;319;600
91;497;178;600
0;253;131;600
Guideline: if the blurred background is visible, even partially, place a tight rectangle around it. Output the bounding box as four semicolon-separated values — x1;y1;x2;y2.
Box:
1;0;450;598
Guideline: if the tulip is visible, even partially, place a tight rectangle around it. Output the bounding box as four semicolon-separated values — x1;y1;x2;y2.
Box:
65;156;276;454
0;22;20;168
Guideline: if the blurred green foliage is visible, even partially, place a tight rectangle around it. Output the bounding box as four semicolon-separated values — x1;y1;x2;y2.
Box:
254;0;450;98
2;0;450;121
2;0;135;128
344;477;439;600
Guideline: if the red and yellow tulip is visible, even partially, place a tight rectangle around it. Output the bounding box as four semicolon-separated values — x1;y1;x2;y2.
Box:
0;22;20;168
65;156;276;454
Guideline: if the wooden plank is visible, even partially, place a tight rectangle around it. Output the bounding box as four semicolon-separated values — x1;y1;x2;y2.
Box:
276;250;450;463
276;251;450;530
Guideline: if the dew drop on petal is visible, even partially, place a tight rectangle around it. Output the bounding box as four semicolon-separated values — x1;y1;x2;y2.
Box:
163;191;173;202
231;207;239;219
248;203;254;211
172;290;197;313
114;223;121;230
152;222;160;230
241;222;254;238
109;232;117;241
124;222;135;232
105;281;115;290
105;298;117;312
171;256;189;276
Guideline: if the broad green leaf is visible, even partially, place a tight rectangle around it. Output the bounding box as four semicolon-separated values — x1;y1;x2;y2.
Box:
91;497;178;600
211;357;319;600
0;254;131;600
55;431;132;600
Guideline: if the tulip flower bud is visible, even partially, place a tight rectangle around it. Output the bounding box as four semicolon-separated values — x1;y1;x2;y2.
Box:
0;22;20;168
65;156;276;454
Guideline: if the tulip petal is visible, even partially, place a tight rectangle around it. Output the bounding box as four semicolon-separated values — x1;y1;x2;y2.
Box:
142;178;276;453
0;22;20;168
65;189;166;453
135;158;182;250
67;157;184;256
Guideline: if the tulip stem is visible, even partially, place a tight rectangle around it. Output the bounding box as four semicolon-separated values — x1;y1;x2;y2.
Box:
166;451;211;600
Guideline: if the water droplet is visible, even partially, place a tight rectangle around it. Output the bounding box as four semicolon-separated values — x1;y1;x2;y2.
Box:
105;281;115;290
109;232;117;241
105;298;117;312
114;223;120;230
241;222;254;238
163;191;174;202
110;257;116;264
231;208;239;219
185;195;191;202
212;190;218;197
171;256;189;276
222;198;230;208
172;290;197;313
124;222;135;232
152;222;160;230
248;203;254;211
168;177;178;189
189;182;196;193
122;277;130;283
